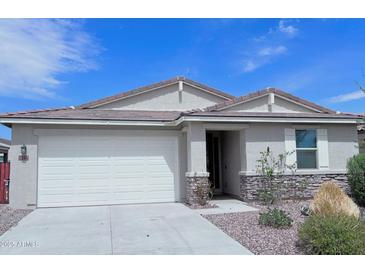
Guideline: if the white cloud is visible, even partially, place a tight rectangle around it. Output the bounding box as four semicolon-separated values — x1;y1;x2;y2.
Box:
328;90;365;103
258;46;287;57
242;60;260;73
243;46;287;73
278;20;298;37
241;19;298;73
0;19;101;99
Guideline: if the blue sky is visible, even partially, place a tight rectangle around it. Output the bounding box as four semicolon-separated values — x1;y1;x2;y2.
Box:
0;18;365;139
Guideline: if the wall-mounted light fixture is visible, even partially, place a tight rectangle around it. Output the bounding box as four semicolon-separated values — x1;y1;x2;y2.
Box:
21;144;27;156
19;144;29;161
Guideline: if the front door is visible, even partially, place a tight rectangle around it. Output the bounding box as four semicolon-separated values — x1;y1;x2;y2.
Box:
206;132;222;194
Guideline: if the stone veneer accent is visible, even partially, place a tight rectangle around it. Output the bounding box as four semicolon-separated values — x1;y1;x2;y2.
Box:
240;173;350;201
185;175;210;205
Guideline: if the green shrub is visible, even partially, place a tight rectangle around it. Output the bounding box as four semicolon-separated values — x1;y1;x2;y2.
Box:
259;208;293;228
347;154;365;206
258;190;275;205
298;214;365;255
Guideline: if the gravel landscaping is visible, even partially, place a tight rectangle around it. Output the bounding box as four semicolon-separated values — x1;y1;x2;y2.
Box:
203;200;310;255
0;205;32;236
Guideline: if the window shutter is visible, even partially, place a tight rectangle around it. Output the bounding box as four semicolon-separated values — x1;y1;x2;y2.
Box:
317;128;329;169
284;128;296;167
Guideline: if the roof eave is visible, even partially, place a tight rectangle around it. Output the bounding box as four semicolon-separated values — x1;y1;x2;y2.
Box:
1;113;360;127
179;115;360;124
0;117;178;127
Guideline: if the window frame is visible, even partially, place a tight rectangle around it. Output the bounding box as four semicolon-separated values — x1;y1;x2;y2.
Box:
295;129;318;170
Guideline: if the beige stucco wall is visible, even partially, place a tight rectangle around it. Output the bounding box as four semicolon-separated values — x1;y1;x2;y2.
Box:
96;83;226;111
243;123;285;172
327;124;360;168
185;122;207;175
222;94;315;113
179;132;188;199
8;124;187;209
225;96;269;112
9;124;39;209
243;123;359;174
359;132;365;154
272;97;314;113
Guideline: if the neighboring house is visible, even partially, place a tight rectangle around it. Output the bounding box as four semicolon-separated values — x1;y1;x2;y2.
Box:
359;124;365;154
0;138;10;163
0;77;362;209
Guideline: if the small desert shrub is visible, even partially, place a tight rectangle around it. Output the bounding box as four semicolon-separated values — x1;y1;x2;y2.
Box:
259;208;293;228
310;181;360;219
298;214;365;255
347;154;365;206
258;190;275;205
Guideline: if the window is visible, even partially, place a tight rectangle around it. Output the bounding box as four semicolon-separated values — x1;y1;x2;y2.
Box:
295;129;317;169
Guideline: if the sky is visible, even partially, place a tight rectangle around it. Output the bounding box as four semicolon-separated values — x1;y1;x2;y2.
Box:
0;18;365;139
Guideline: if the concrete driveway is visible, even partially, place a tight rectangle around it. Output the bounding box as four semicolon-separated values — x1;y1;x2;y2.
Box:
0;203;251;255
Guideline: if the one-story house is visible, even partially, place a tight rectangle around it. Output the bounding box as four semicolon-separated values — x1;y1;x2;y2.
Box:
0;138;10;163
0;77;362;209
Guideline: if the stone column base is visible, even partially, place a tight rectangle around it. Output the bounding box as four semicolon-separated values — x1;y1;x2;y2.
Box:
240;173;350;202
185;173;210;206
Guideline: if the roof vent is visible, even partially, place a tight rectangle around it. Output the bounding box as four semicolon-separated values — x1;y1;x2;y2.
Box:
70;106;76;109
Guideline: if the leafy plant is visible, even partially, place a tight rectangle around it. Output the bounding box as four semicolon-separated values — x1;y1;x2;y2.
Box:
310;181;360;219
298;214;365;255
347;154;365;206
256;147;296;204
258;190;275;205
259;208;293;228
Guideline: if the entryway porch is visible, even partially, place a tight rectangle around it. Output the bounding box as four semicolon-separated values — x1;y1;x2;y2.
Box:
184;122;248;205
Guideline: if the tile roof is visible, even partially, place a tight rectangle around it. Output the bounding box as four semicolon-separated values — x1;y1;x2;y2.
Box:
205;88;336;114
0;138;10;146
78;76;235;109
0;78;361;123
0;109;181;121
0;108;359;122
185;111;361;119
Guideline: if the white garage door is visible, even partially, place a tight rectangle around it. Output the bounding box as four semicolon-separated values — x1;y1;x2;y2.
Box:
38;133;178;207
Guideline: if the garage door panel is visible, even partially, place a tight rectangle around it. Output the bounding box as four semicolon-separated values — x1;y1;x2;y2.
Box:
77;170;110;178
148;175;174;182
113;167;146;174
38;133;178;207
113;187;145;193
38;183;74;191
78;159;110;165
77;182;110;189
38;194;74;206
38;160;75;169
